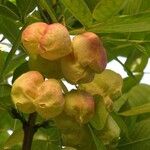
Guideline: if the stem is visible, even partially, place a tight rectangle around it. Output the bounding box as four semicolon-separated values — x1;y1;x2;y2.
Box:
22;112;37;150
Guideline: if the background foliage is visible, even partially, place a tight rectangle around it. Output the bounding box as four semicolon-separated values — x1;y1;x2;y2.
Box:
0;0;150;149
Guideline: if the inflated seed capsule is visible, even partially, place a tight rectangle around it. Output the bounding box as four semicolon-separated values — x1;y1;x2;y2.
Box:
11;71;44;113
34;79;65;119
11;71;65;118
64;90;95;124
22;22;72;60
61;53;94;84
72;32;107;73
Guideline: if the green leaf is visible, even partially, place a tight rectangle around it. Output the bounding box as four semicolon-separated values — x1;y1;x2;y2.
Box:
118;119;150;150
84;0;99;11
124;50;148;73
127;84;150;107
93;0;126;22
0;96;13;111
63;147;77;150
113;94;129;112
0;110;14;129
25;9;43;24
5;1;20;17
0;129;10;149
32;127;62;150
39;127;61;146
4;126;61;150
0;17;20;44
88;124;106;150
12;62;29;83
103;41;132;62
140;0;150;12
38;0;57;23
32;140;50;150
114;84;150;116
96;115;121;146
0;84;11;97
89;11;150;33
123;0;143;15
134;44;149;55
111;112;129;138
3;53;26;77
61;0;93;27
0;27;25;82
122;74;143;93
119;103;150;116
16;0;36;20
0;51;8;73
4;129;23;149
32;140;61;150
0;5;19;20
90;100;109;130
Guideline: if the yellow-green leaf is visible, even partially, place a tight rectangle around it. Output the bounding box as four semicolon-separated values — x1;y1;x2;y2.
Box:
93;0;126;22
119;103;150;116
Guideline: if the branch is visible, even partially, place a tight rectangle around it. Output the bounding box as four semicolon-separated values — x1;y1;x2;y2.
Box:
22;112;37;150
